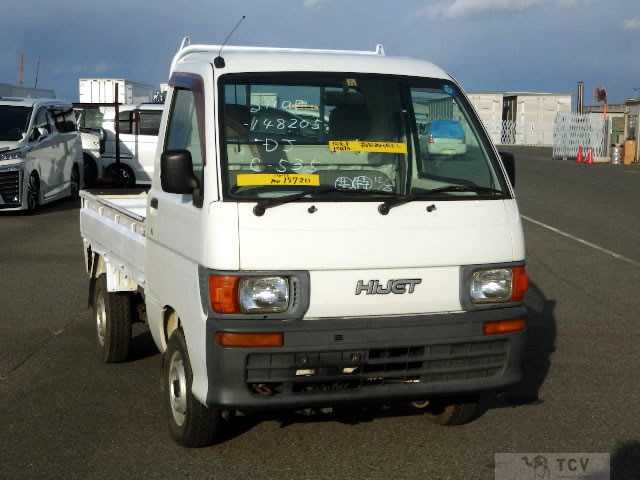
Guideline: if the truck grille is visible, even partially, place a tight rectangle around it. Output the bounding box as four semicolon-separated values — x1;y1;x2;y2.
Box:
0;167;22;207
246;339;508;395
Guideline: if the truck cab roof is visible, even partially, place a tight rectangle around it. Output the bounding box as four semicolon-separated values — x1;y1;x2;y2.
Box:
170;42;451;80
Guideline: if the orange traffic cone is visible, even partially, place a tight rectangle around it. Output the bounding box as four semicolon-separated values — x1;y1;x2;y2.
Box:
586;146;594;164
576;146;583;163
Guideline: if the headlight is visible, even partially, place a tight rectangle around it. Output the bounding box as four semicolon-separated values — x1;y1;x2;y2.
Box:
239;277;289;313
469;266;529;304
208;275;290;314
0;148;28;161
470;268;513;303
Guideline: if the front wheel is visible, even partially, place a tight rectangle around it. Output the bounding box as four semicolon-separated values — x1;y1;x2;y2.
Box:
26;172;40;213
93;274;132;363
164;328;222;447
69;164;80;200
421;396;479;426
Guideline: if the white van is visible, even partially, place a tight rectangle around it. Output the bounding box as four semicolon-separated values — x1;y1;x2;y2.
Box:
97;103;163;186
0;98;83;212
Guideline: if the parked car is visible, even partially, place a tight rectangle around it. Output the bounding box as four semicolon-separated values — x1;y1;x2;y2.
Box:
97;103;163;186
75;106;105;187
423;119;467;156
0;97;83;212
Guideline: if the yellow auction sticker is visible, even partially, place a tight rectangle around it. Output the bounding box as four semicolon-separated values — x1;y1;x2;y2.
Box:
329;141;408;153
236;173;320;187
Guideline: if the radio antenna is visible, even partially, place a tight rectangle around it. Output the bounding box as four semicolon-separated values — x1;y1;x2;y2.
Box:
214;15;246;68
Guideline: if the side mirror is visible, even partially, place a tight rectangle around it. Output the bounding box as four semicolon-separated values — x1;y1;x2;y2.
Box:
161;150;199;194
499;151;516;187
32;127;50;142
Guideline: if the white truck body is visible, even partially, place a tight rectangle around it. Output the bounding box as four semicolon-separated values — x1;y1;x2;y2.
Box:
78;78;155;104
80;40;528;446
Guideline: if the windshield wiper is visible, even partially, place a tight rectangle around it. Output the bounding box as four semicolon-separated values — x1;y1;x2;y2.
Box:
378;185;506;215
253;187;400;216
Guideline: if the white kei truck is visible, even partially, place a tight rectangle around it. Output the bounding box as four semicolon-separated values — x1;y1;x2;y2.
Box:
80;38;529;447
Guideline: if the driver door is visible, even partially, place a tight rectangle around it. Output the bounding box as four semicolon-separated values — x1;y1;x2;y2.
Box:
28;108;59;197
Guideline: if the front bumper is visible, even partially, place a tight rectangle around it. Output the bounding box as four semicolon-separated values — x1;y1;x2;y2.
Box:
205;306;526;411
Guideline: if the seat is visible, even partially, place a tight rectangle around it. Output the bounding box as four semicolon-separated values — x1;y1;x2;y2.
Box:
225;104;251;138
325;91;372;141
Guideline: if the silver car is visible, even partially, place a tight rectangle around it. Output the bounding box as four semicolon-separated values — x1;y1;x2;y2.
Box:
0;98;83;212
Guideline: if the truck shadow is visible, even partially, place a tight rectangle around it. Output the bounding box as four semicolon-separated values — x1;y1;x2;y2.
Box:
484;280;556;410
610;442;640;479
128;328;160;362
578;441;640;479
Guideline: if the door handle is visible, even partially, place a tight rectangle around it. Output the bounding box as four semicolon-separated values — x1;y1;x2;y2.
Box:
150;198;158;209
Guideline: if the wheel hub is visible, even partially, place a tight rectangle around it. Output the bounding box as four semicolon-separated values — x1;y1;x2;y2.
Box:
168;351;187;426
95;294;106;346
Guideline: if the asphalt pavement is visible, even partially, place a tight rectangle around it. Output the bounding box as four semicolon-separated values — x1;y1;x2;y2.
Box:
1;149;639;479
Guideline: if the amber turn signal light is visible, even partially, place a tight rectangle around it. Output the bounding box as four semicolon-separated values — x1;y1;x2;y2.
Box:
483;318;526;336
511;266;530;302
216;332;284;348
209;276;240;313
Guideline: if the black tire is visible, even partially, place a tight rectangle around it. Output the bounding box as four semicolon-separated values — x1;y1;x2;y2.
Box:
83;154;98;187
69;164;80;200
107;163;136;188
93;274;132;363
164;328;221;447
26;172;40;213
422;397;479;426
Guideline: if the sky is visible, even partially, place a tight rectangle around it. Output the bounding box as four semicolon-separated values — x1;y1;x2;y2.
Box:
1;0;639;105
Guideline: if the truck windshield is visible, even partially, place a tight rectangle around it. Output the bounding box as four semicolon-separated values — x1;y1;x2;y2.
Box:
220;74;509;201
0;106;32;141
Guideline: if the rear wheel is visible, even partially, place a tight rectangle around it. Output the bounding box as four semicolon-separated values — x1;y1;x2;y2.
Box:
164;328;222;447
93;274;132;363
26;172;40;213
421;397;479;426
107;163;135;188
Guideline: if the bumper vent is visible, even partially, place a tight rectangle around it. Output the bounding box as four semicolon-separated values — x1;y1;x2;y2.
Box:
0;168;21;207
246;339;508;395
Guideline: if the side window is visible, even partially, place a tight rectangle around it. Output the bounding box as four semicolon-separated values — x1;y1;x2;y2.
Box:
138;110;162;136
30;108;51;141
118;110;133;134
64;109;77;132
50;107;76;133
411;87;496;189
79;108;104;130
165;89;203;178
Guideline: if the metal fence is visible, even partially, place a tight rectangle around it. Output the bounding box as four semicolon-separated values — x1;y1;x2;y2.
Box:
484;114;609;160
483;120;556;147
551;113;607;159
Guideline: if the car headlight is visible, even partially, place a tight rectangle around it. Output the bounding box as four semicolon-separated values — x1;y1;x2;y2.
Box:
469;266;529;304
208;275;290;314
0;148;28;161
471;269;513;303
239;277;289;313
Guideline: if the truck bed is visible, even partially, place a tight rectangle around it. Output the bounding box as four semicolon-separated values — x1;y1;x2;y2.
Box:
80;190;147;290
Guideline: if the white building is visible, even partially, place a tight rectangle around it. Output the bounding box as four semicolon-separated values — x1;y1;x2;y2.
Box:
468;91;572;146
